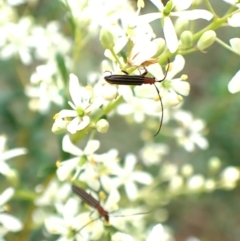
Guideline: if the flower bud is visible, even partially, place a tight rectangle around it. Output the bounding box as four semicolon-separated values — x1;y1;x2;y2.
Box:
96;119;109;133
101;83;118;100
208;157;221;172
180;31;193;49
175;18;189;35
99;28;115;49
197;30;216;51
163;1;173;15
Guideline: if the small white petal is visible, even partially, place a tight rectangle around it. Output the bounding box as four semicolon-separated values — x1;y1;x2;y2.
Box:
100;176;115;192
105;189;120;210
125;182;138;201
112;37;128;55
137;13;163;25
172;10;213;21
62;198;79;221
171;80;190;96
118;85;133;102
0;214;23;232
76;116;90;131
228;70;240;93
130;42;158;66
69;74;81;105
228;12;240;27
167;54;185;79
58;109;77;118
133;172;153;185
124;154;137;172
45;216;68;234
67;117;80;134
173;0;192;10
163;17;178;53
0;162;11;176
62;135;83;156
0;187;15;206
84;140;100;155
56;158;79;181
1;148;27;162
81;166;100;191
69;74;92;109
230;38;240;54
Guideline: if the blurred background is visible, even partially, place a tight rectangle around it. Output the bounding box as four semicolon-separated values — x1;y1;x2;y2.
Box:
0;0;240;241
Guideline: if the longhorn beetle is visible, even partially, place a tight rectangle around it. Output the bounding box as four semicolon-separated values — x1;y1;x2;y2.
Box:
72;185;151;235
72;184;109;223
104;59;170;136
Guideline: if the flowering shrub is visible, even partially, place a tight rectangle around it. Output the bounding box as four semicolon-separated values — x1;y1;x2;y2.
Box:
1;0;240;241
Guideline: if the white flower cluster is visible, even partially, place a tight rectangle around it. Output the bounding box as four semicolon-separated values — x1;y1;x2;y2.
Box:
0;135;27;240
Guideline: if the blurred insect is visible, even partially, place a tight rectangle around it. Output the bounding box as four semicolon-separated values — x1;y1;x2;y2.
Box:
72;184;150;234
104;59;170;136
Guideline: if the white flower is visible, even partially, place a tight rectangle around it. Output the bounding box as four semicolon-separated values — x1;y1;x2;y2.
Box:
172;110;208;152
187;174;205;191
128;37;165;66
44;197;100;240
92;149;122;193
25;61;64;113
134;55;189;110
35;180;71;206
70;188;121;240
137;0;213;53
220;166;240;189
28;21;71;60
64;0;135;34
0;17;33;64
53;74;102;134
160;162;178;181
140;143;169;166
159;55;189;106
0;135;27;177
114;154;153;201
56;135;100;190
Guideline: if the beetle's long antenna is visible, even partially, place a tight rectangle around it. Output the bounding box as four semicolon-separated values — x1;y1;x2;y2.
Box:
153;59;170;136
153;84;164;137
74;210;151;238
